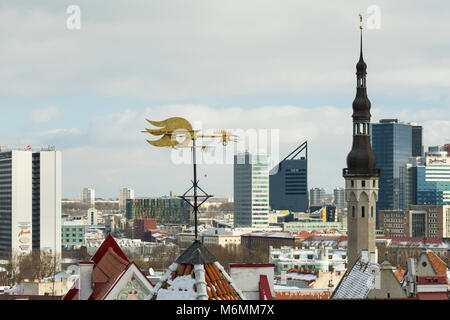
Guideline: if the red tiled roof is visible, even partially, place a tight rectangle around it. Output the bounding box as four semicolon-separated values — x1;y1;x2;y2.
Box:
170;263;242;300
416;275;447;285
89;247;131;300
417;292;448;300
91;234;129;264
393;268;406;283
64;234;153;300
426;251;448;276
62;288;78;300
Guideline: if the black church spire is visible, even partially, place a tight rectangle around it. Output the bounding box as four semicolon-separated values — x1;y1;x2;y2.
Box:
343;26;380;178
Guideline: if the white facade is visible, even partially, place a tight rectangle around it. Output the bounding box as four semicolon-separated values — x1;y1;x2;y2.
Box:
11;151;33;255
0;148;61;258
80;188;95;206
119;187;134;211
38;150;62;255
87;208;99;225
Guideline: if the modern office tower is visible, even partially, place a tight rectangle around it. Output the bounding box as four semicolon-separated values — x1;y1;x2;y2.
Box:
119;187;135;211
400;146;450;208
234;152;270;228
309;188;326;207
342;30;380;267
126;197;190;225
411;125;423;157
80;188;95;206
0;147;61;258
333;187;346;208
269;141;308;212
372;119;423;223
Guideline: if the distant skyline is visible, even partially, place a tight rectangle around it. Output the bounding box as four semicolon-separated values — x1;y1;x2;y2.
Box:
1;1;449;199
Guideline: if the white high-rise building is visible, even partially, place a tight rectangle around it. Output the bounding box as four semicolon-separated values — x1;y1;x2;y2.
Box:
80;188;95;206
119;188;134;211
87;208;99;226
0;147;61;258
234;152;270;228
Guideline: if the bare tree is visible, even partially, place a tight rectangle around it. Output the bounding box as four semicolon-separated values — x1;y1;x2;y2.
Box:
206;243;268;272
3;250;61;285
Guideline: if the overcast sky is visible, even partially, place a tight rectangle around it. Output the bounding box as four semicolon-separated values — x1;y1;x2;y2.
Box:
1;1;449;199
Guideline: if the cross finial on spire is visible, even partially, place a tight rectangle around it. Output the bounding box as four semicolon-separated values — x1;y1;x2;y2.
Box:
359;13;363;29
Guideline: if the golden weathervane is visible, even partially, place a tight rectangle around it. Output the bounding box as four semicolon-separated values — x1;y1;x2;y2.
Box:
142;116;238;241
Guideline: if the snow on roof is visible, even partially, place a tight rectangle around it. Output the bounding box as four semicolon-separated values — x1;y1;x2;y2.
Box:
5;284;22;294
156;275;198;300
243;231;297;239
273;285;302;291
284;273;317;281
332;259;380;299
148;241;246;300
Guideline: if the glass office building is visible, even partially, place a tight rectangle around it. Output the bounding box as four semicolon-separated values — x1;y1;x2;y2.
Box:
371;119;422;227
333;187;346;208
415;151;450;205
126;197;190;225
400;147;450;208
269;142;308;213
234;152;270;228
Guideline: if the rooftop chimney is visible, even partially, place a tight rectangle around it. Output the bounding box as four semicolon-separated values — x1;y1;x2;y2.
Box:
361;250;368;263
79;261;94;300
369;252;377;264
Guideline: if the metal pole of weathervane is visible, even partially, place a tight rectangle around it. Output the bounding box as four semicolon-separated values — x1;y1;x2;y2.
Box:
142;117;237;242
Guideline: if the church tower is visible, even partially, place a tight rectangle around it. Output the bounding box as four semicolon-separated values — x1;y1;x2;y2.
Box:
343;22;380;267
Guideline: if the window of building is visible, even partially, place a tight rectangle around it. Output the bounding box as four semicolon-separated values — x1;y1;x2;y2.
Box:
351;180;354;187
362;206;365;218
352;206;355;218
362;180;366;187
371;207;374;218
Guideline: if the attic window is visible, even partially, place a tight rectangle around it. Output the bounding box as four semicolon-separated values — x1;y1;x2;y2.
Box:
422;262;427;267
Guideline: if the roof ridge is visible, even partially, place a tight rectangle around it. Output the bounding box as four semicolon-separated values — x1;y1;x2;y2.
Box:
426;250;447;276
106;247;129;266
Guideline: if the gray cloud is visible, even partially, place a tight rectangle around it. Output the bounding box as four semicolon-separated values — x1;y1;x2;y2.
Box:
0;1;448;101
